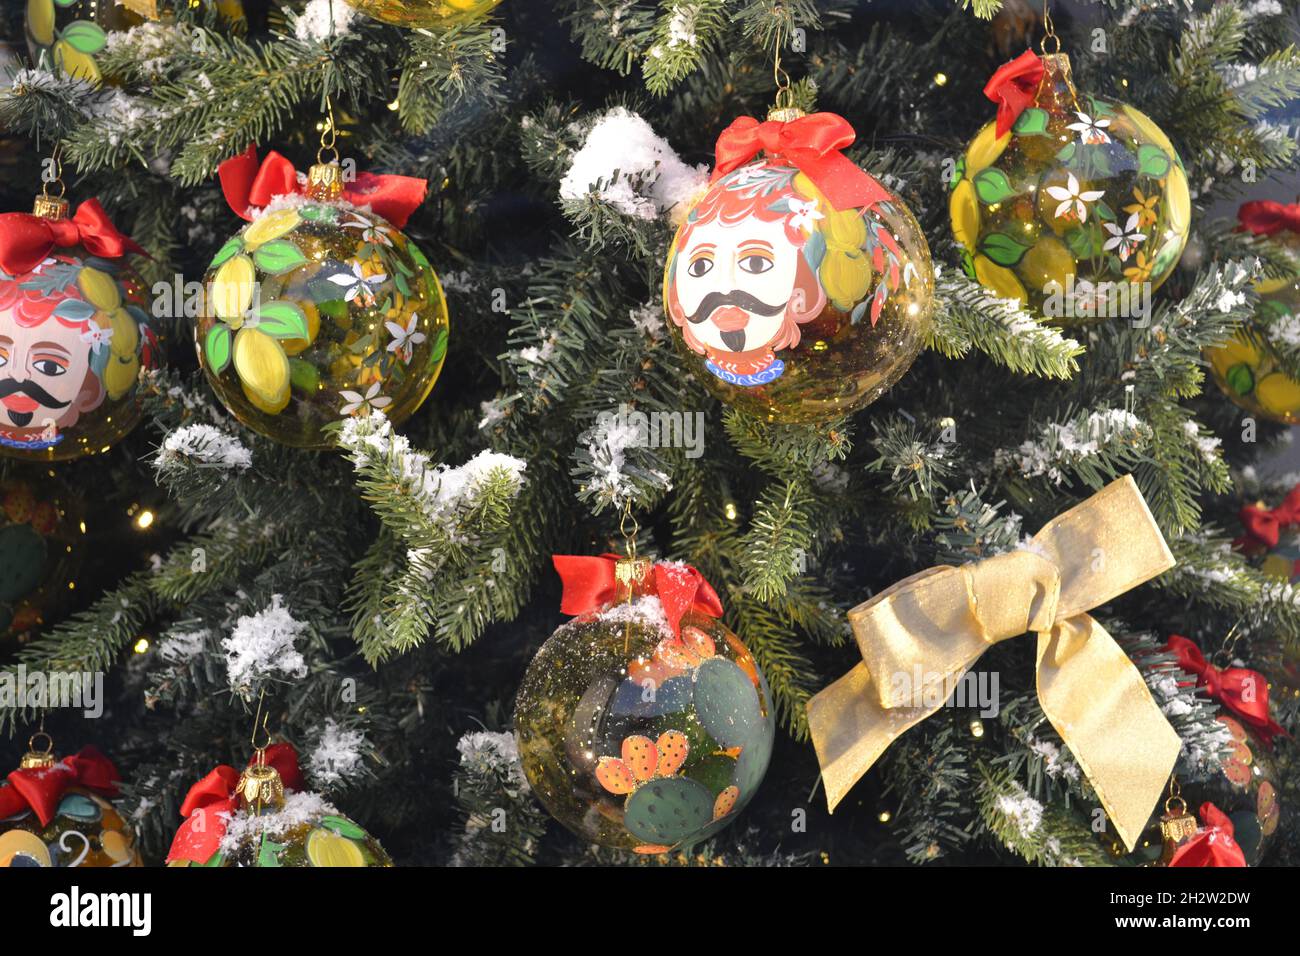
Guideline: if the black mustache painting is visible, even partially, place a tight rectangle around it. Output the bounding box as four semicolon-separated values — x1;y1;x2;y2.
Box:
0;378;71;427
685;289;786;325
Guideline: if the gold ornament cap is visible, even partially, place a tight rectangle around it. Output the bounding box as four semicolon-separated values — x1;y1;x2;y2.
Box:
20;732;56;769
236;758;286;814
614;556;652;595
1036;52;1079;112
307;162;345;201
767;106;807;123
32;194;69;221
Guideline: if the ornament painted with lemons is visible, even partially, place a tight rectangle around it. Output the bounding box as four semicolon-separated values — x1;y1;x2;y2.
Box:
349;0;503;28
197;163;448;448
950;53;1189;323
25;0;148;82
1207;215;1300;423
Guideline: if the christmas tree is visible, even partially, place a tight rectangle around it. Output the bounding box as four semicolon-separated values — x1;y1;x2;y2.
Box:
0;0;1299;872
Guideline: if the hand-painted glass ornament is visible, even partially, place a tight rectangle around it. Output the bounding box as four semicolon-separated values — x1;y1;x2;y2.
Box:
349;0;503;28
950;50;1190;322
664;110;934;424
166;743;392;867
25;0;151;82
0;194;159;460
515;556;774;853
0;474;83;644
196;147;448;448
0;737;142;867
1207;202;1300;423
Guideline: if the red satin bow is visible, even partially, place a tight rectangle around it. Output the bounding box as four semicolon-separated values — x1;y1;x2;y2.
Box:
0;200;145;278
1166;635;1286;745
713;112;892;211
1238;484;1300;550
1238;200;1300;237
218;146;428;228
552;554;724;637
165;743;305;865
1169;803;1247;867
984;50;1046;138
0;746;122;828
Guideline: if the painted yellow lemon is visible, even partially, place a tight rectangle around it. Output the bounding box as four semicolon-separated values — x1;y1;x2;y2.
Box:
243;208;301;249
106;308;139;358
211;254;256;322
306;828;365;867
53;40;99;83
78;267;122;312
99;828;134;864
0;829;52;867
1124;105;1179;159
950;179;979;250
27;0;55;48
1256;277;1294;296
965;122;1011;176
1261;553;1294;582
1256;372;1300;417
104;354;140;401
1207;335;1261;380
975;255;1028;303
233;327;290;413
1020;236;1076;292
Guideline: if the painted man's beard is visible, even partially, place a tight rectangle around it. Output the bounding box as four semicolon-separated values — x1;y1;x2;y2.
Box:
685;289;785;353
0;378;71;428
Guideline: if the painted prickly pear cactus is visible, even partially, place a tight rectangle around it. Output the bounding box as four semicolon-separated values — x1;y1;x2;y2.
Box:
515;603;774;854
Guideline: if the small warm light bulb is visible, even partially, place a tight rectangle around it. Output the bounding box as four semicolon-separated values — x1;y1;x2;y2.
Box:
724;502;738;521
387;98;400;111
78;521;87;534
135;509;155;530
933;72;948;87
969;718;985;738
877;810;892;823
133;637;150;654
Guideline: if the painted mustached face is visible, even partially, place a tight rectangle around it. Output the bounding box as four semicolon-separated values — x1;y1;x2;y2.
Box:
0;321;101;432
673;214;802;354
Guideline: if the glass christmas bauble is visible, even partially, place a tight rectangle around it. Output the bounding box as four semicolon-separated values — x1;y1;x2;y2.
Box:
168;792;392;867
24;0;147;82
1207;275;1300;423
0;745;142;868
664;156;934;424
196;199;449;448
515;593;775;853
0;226;158;461
349;0;503;28
0;474;83;644
950;53;1190;323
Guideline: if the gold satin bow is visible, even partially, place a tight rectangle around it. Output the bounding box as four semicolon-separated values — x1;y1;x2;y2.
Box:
807;475;1181;851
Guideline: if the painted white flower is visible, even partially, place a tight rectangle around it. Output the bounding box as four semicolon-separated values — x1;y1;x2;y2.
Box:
32;257;57;275
730;162;767;185
327;262;387;306
81;321;112;353
341;214;392;247
339;381;392;416
1102;212;1147;261
1067;111;1111;145
787;197;824;231
1046;173;1105;222
385;314;426;363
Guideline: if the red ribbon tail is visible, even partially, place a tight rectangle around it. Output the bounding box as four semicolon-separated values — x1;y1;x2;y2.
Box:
984;50;1045;138
7;764;77;829
64;745;122;796
218;145;264;221
553;555;619;616
0;214;57;276
344;172;428;229
165;796;236;865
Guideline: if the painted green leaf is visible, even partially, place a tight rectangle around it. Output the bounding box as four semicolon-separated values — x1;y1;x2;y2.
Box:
62;21;107;54
255;301;309;340
1013;107;1049;135
1137;144;1171;178
978;231;1032;268
960;249;977;279
209;237;244;271
204;324;231;374
1088;96;1116;117
394;270;411;297
1066;223;1103;259
257;835;284;868
948;156;966;192
973;168;1015;205
1226;363;1255;397
1056;142;1078;164
320;815;367;840
55;0;82;7
429;328;449;364
252;240;308;276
